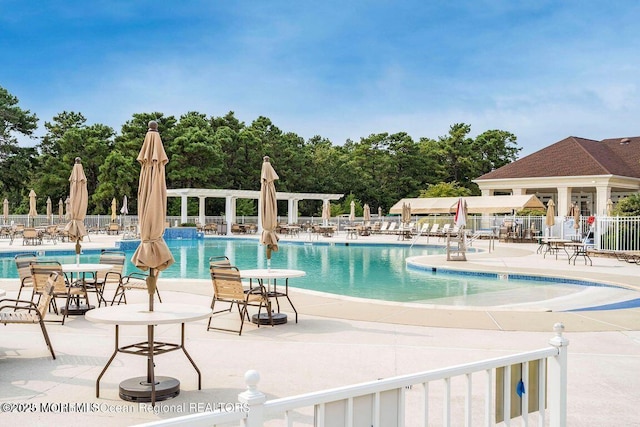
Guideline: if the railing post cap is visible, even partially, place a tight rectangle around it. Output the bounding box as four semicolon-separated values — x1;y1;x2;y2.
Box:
550;322;570;347
238;369;266;405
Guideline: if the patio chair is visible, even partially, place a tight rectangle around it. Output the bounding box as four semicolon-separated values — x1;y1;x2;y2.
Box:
209;255;231;267
111;271;162;305
30;261;88;326
0;273;58;359
207;265;272;336
85;250;125;307
15;252;37;301
106;223;120;235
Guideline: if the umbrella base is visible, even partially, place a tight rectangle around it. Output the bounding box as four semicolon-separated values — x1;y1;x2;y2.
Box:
252;312;287;325
119;376;180;402
62;303;95;315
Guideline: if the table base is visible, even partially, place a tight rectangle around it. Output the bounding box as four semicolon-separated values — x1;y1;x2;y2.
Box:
252;312;287;325
119;376;180;402
62;303;95;315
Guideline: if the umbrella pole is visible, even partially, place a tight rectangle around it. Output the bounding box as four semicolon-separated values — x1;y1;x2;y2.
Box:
147;268;157;312
266;248;271;271
75;239;81;265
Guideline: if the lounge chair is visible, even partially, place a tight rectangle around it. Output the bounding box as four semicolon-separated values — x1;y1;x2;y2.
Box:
0;273;57;359
30;261;89;325
385;222;397;234
428;224;440;236
22;228;42;245
207;265;272;336
15;253;37;301
85;250;125;307
106;223;120;235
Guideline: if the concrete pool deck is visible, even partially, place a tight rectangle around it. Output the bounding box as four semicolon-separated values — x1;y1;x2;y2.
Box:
0;232;639;426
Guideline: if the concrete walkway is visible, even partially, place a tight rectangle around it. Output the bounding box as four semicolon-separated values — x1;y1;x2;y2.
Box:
0;232;638;426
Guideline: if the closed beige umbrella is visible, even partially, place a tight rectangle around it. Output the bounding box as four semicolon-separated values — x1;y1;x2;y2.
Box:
46;197;52;224
127;121;175;404
65;158;88;262
130;121;174;310
545;199;555;236
259;156;279;269
58;199;64;223
572;203;580;237
322;200;331;226
349;200;356;223
3;198;8;224
65;197;71;220
28;189;37;227
111;198;117;222
606;198;613;216
363;204;371;224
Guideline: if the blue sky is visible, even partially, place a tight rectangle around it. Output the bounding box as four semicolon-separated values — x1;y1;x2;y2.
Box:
2;0;640;156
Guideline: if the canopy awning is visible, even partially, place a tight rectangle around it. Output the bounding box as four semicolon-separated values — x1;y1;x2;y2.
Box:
389;195;545;215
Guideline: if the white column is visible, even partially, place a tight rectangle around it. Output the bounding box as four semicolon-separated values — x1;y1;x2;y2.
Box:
512;187;525;195
225;196;236;236
595;186;611;216
287;199;295;224
481;189;494;197
557;187;571;217
293;199;299;224
180;195;188;224
198;196;206;226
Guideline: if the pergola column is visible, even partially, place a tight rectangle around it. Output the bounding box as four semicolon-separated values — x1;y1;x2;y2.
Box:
225;196;236;236
557;186;571;217
198;196;206;226
481;189;494;197
287;199;298;224
512;188;525;195
180;195;188;224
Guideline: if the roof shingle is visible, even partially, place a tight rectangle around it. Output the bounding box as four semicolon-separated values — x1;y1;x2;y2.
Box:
476;136;640;180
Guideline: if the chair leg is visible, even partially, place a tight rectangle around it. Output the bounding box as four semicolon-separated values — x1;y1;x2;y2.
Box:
39;320;56;360
156;288;162;303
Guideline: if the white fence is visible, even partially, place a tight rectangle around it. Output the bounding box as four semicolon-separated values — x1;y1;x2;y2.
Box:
136;324;569;427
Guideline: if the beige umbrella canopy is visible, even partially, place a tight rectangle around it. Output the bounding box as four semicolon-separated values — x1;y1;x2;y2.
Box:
3;198;8;224
545;199;556;235
572;203;580;235
65;197;71;220
58;199;64;223
260;156;279;267
28;189;37;226
111;198;117;222
46;197;52;224
65;158;88;259
363;204;371;224
322;200;331;226
131;121;175;310
401;202;411;224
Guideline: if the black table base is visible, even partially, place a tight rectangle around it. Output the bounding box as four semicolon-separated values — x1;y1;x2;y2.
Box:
119;376;180;402
62;303;94;315
252;312;287;325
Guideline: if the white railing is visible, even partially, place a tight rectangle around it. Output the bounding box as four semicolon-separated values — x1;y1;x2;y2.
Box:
136;324;569;427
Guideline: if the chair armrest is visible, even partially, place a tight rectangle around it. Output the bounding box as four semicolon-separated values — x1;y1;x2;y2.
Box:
0;299;39;312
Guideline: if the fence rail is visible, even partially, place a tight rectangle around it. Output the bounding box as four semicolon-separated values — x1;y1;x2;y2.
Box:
136;324;568;427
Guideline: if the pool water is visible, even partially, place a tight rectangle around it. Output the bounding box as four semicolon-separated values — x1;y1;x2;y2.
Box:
0;238;587;306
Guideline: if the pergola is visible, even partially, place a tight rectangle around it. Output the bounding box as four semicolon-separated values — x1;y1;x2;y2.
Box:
389;195;545;215
167;188;343;235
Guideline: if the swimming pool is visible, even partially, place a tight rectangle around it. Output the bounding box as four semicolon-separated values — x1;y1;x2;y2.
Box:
0;238;608;307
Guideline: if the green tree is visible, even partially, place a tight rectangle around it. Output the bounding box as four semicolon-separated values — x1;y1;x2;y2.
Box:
612;194;640;216
96;113;176;215
420;182;472;198
0;86;38;210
